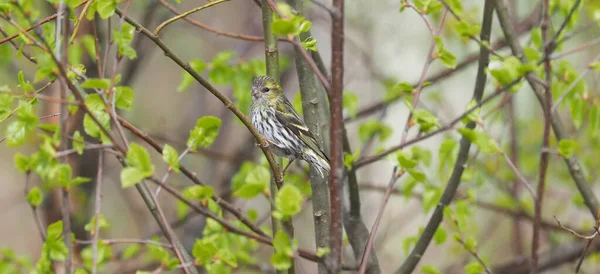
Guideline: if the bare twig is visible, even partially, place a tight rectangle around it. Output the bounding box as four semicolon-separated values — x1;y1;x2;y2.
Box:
358;169;403;274
91;151;103;274
153;0;230;35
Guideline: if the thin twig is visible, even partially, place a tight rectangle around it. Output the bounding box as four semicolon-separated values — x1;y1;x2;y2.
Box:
153;0;230;35
531;1;554;272
25;172;46;241
357;168;403;274
455;236;493;274
91;151;103;274
400;8;448;144
551;54;600;113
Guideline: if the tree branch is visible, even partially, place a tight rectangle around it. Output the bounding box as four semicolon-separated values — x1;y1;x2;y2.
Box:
328;0;344;271
288;0;331;272
395;1;494;272
493;0;600;219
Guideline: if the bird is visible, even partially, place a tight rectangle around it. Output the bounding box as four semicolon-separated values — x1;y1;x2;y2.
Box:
250;76;330;177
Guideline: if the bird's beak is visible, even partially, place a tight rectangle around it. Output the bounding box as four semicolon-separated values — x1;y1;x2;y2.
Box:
252;88;258;97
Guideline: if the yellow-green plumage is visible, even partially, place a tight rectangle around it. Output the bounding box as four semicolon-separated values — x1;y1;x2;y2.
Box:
250;76;330;177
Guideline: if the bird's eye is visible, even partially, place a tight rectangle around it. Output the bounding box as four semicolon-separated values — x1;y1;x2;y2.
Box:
262;87;270;93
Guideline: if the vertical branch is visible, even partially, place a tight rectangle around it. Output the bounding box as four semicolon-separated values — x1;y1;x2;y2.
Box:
261;2;293;273
343;129;381;274
507;96;524;255
56;1;72;273
91;151;103;274
329;0;344;272
395;1;494;272
532;0;553;272
287;0;330;273
262;0;280;81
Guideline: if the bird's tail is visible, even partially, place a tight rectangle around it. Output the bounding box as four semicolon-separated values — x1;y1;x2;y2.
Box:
305;150;330;178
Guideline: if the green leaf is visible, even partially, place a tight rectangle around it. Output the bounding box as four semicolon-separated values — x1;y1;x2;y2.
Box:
271;231;296;270
72;131;85;155
125;143;155;176
275;184;303;220
402;236;417;255
422;187;441;212
115;86;134;110
187;116;222;150
461;100;481;124
49;164;73;187
316;248;330;257
14;152;31;172
233;164;269;198
464;236;477;251
26;187;43;207
272;15;312;36
120;167;146;188
344;148;360;169
358;120;392;142
6;101;38;147
557;139;576;158
433;36;456;69
121;244;141;260
413;109;439;132
590;105;600;137
182;185;214;201
81;78;111;90
96;0;117;19
343;92;358;118
433;226;447;245
408;169;426;182
47;221;63;240
454;21;481;39
421;265;441;274
162;144;180;173
192;238;218;265
397;150;417;169
301;37;318;51
84;214;110;232
177;60;207;92
114;23;137;59
465;261;485;274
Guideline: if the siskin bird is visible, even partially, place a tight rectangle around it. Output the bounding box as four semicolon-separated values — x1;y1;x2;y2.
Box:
250;76;330;177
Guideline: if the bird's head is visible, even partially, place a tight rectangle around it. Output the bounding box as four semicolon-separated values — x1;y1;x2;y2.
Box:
252;76;282;103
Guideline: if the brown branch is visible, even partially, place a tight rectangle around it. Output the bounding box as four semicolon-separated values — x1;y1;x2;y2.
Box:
531;1;553;272
153;0;230;36
328;0;344;271
357;169;402;274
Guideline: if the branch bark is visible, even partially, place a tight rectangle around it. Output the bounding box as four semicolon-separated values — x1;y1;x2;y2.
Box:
395;1;494;272
328;0;344;271
287;0;330;273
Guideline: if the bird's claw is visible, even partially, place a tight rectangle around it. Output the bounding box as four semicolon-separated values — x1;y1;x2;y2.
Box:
255;141;270;148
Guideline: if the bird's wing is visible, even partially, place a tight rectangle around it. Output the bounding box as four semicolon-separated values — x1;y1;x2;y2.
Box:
275;98;329;162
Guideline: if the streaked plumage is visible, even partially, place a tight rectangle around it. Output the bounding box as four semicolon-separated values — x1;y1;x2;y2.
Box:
250;76;330;177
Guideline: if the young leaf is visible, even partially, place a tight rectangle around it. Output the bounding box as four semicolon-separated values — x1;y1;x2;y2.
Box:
26;187;43;207
275;184;303;220
162;144;180;173
115;86;134;110
557;139;576;158
187;116;222;150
